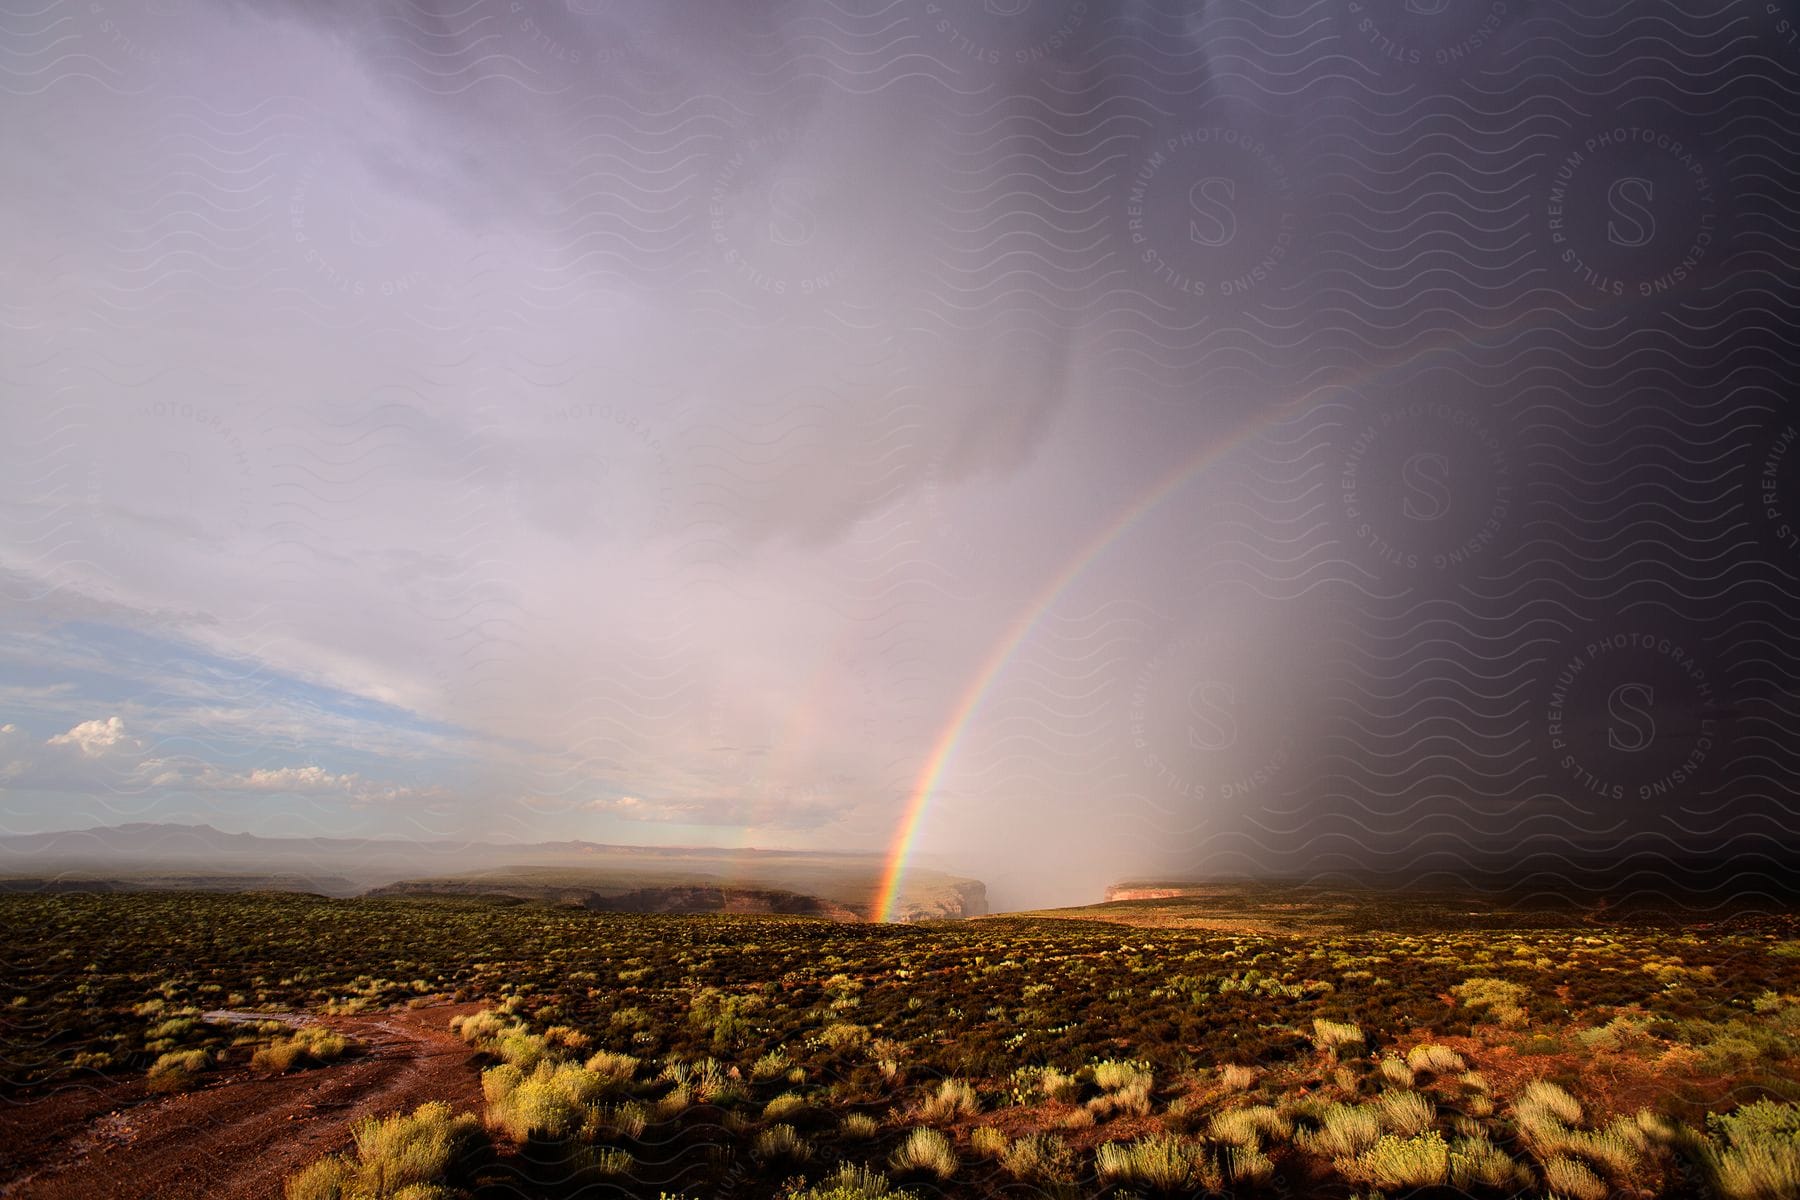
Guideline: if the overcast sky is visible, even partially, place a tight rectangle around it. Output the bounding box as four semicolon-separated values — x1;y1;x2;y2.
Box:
2;0;1798;908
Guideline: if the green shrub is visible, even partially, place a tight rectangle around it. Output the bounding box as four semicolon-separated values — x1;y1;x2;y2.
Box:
1563;1121;1647;1181
1209;1104;1291;1146
1226;1141;1275;1185
491;1031;549;1071
969;1126;1008;1157
1374;1089;1434;1136
1298;1103;1382;1158
917;1077;978;1122
1712;1101;1800;1146
450;1009;509;1045
482;1060;605;1142
1378;1056;1415;1088
146;1049;208;1092
1405;1044;1465;1075
755;1123;812;1162
1515;1079;1583;1149
252;1027;353;1073
752;1048;792;1080
1702;1100;1800;1200
840;1112;879;1139
1340;1131;1451;1190
1089;1080;1153;1119
1452;978;1530;1028
1544;1154;1608;1200
1449;1135;1524;1189
1095;1135;1206;1192
817;1023;869;1051
1093;1058;1153;1093
785;1162;907;1200
1162;1094;1204;1133
1311;1018;1365;1053
601;1101;648;1139
582;1049;638;1084
889;1127;956;1179
569;1145;634;1179
689;989;764;1049
1001;1132;1076;1183
1218;1063;1259;1091
656;1085;691;1119
285;1101;483;1200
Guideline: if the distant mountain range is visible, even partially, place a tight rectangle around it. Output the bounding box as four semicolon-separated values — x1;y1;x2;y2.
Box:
0;822;986;921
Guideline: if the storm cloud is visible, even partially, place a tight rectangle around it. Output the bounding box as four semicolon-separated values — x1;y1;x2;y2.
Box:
2;0;1798;908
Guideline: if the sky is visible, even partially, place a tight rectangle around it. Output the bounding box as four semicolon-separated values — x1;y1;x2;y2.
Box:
2;0;1799;910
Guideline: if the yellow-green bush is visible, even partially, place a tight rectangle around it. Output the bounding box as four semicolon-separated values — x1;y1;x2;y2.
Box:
840;1112;879;1139
917;1077;978;1122
764;1091;809;1122
1218;1063;1259;1091
1378;1056;1415;1088
482;1060;606;1142
284;1101;483;1200
1298;1103;1383;1158
1209;1104;1291;1147
1543;1153;1608;1200
1001;1132;1076;1183
1092;1058;1153;1093
889;1127;956;1179
146;1048;208;1092
1374;1089;1435;1137
1095;1135;1207;1192
252;1026;353;1073
1449;1135;1525;1189
784;1162;907;1200
969;1126;1008;1157
1452;978;1530;1028
1311;1018;1365;1053
1701;1099;1800;1200
582;1049;638;1084
1405;1043;1465;1075
755;1122;812;1162
1339;1131;1451;1190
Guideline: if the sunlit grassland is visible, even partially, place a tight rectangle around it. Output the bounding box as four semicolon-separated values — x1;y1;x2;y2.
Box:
3;889;1799;1197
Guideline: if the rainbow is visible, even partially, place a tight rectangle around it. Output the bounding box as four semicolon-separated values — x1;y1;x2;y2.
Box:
868;301;1584;921
869;396;1315;922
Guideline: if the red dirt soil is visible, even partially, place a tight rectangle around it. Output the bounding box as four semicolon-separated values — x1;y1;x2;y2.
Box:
0;1002;485;1200
1401;1030;1747;1119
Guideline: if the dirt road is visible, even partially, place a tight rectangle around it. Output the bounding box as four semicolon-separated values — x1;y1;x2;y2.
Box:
0;1003;485;1200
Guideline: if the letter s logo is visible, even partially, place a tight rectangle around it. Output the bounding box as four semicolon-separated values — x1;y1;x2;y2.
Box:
1186;681;1238;750
1188;178;1238;247
1606;177;1656;248
1401;451;1452;521
766;178;816;247
1606;682;1656;753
